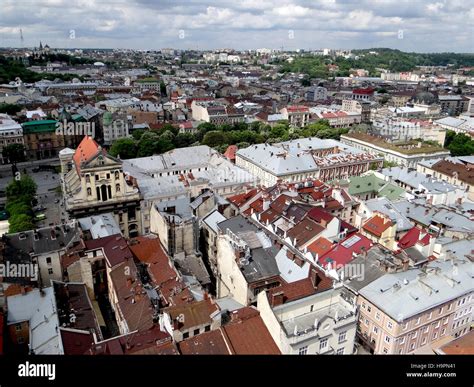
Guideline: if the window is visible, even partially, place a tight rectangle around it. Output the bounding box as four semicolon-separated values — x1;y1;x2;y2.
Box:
441;328;446;336
416;317;420;325
361;302;366;309
373;326;378;334
204;325;210;332
410;343;415;351
95;175;99;181
448;304;452;311
336;348;344;355
46;257;52;265
433;332;438;340
116;183;121;192
438;307;443;314
384;335;391;344
412;331;417;339
375;312;380;321
421;337;427;345
48;268;53;275
387;321;393;330
338;331;347;344
383;348;388;354
85;174;90;183
299;346;308;355
424;326;429;333
106;173;110;179
310;305;314;312
399;337;405;344
365;318;369;326
403;323;408;330
194;329;200;336
18;337;24;344
87;187;92;196
15;323;22;331
435;321;440;329
427;312;432;320
319;338;328;351
183;332;189;339
443;318;449;325
367;306;372;313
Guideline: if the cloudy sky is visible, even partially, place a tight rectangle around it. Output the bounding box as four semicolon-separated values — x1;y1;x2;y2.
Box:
0;0;473;52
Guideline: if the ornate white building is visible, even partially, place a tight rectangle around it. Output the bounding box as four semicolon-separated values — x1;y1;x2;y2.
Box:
61;136;142;237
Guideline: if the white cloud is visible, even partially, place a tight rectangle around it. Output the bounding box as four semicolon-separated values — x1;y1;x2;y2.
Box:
0;0;471;51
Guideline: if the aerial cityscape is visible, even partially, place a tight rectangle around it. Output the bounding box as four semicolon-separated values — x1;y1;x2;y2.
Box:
0;1;472;381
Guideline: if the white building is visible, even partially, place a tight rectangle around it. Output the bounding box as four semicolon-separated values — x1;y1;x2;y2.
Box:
236;138;383;187
257;286;357;355
340;133;450;169
0;114;24;164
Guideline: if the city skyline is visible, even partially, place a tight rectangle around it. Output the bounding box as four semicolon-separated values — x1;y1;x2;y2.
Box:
0;0;473;52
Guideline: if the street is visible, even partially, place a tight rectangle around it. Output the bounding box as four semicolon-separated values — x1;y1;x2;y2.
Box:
0;165;67;229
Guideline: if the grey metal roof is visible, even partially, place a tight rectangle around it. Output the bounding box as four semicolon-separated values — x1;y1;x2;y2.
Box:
78;213;120;239
5;221;81;256
392;200;474;233
7;287;63;354
217;215;280;283
359;258;474;321
364;197;414;231
236;138;368;176
202;210;227;234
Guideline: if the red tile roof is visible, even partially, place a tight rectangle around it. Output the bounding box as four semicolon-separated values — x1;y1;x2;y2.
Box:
286;218;324;248
223;307;280;354
362;215;393;237
178;329;230;355
73;135;101;173
223;145;238;160
85;234;133;268
228;189;258;207
129;236;177;286
60;329;94;355
398;227;431;249
307;237;334;257
164;299;219;332
306;207;335;224
320;233;372;268
268;278;318;305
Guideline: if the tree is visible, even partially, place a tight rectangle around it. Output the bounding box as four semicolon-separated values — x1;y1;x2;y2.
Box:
137;131;160;157
2;143;26;163
8;214;35;233
0;103;22;115
131;129;145;141
202;131;228;148
160;81;167;96
109;138;138;159
174;133;196;148
6;174;37;201
446;132;474;156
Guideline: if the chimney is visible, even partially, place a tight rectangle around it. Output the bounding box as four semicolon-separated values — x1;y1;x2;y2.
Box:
270;291;285;307
310;268;321;289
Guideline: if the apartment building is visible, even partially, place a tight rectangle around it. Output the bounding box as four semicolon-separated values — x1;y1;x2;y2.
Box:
356;258;474;354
